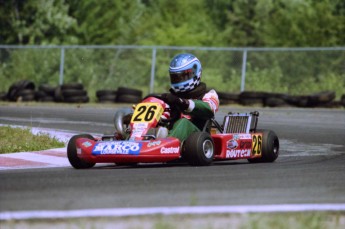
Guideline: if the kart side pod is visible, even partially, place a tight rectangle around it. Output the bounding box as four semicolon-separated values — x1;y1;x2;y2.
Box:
211;111;279;163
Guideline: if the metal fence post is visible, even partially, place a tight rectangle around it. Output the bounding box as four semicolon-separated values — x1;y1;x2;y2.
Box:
240;49;247;92
59;47;65;85
150;47;157;94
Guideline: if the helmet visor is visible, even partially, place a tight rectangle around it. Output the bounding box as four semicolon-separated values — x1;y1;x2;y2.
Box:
170;69;194;84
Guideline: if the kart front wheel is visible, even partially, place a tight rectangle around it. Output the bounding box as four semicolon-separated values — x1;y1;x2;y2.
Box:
67;134;96;169
183;132;214;166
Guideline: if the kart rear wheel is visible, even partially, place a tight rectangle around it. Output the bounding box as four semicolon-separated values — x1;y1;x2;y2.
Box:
248;129;279;163
183;132;214;166
67;134;96;169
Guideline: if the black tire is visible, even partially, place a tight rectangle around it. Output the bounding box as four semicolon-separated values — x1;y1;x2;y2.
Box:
12;80;35;91
17;89;35;97
264;97;289;107
35;90;48;100
182;132;214;166
96;90;117;98
20;93;36;101
0;92;7;101
116;94;142;103
240;91;268;99
61;83;84;90
7;80;35;101
97;94;117;102
307;91;336;107
62;89;87;97
54;86;64;102
39;96;55;102
217;91;240;101
38;84;56;96
67;134;96;169
117;87;142;97
248;129;279;163
218;92;239;105
64;96;90;103
341;94;345;107
239;98;263;106
286;95;309;107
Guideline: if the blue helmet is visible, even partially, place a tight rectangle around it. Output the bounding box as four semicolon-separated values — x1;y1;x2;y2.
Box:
169;53;202;93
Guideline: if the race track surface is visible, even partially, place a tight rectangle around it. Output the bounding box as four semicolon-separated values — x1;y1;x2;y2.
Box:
0;104;344;212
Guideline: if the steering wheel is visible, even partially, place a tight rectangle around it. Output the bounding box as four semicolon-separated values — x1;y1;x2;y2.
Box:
143;94;181;125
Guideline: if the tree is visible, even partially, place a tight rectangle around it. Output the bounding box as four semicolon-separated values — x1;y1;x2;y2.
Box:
69;1;147;44
0;0;78;45
257;0;345;46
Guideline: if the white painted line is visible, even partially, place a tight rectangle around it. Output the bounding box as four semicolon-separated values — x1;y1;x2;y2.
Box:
1;204;345;220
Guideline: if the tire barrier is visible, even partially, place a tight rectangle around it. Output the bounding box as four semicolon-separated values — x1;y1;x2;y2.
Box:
6;80;36;102
54;83;89;103
35;84;56;102
96;90;117;103
94;87;143;104
116;87;142;103
218;90;344;108
1;80;344;108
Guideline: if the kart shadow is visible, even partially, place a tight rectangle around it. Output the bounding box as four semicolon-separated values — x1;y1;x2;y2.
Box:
92;160;250;170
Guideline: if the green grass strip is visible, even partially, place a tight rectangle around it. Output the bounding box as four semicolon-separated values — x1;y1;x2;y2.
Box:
0;126;65;154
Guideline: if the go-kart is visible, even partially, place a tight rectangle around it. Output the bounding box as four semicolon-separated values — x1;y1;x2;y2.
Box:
67;96;279;168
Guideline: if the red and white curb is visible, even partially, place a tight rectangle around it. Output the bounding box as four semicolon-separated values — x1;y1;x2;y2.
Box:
0;148;69;170
0;125;82;170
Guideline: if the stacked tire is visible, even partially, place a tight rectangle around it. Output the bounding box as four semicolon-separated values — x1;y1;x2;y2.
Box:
0;92;7;101
55;83;89;103
217;91;239;105
341;94;345;107
285;91;336;108
264;93;290;107
7;80;36;102
35;84;56;102
115;87;142;103
96;90;117;103
239;91;267;106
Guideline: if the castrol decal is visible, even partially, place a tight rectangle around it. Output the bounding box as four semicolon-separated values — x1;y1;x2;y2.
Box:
160;147;180;154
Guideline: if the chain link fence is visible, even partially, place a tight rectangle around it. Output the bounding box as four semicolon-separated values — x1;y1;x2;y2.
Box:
0;45;344;101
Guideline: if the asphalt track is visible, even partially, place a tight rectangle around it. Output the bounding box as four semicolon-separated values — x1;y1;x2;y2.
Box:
0;104;344;214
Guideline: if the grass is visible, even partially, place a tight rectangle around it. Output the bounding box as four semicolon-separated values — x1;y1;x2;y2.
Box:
0;126;65;154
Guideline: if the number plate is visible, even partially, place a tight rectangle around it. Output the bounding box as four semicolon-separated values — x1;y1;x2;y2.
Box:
252;133;262;157
131;103;163;123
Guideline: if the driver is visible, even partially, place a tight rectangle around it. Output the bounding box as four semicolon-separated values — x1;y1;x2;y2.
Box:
161;53;219;142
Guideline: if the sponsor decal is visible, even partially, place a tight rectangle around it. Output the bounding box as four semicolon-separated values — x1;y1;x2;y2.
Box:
133;122;148;129
227;139;238;149
226;149;251;158
82;141;93;148
240;140;252;149
92;141;142;155
160;147;180;154
233;134;252;140
147;140;161;147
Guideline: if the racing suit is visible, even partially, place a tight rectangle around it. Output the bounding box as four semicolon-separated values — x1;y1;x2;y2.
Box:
162;82;219;142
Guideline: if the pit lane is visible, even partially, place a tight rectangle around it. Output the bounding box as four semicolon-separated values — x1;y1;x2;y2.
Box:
0;104;344;212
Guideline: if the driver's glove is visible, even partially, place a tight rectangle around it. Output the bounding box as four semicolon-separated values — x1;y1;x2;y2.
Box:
161;93;189;111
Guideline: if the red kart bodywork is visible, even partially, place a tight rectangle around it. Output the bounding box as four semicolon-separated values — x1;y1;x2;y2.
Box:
74;133;263;164
75;137;181;164
68;96;278;168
